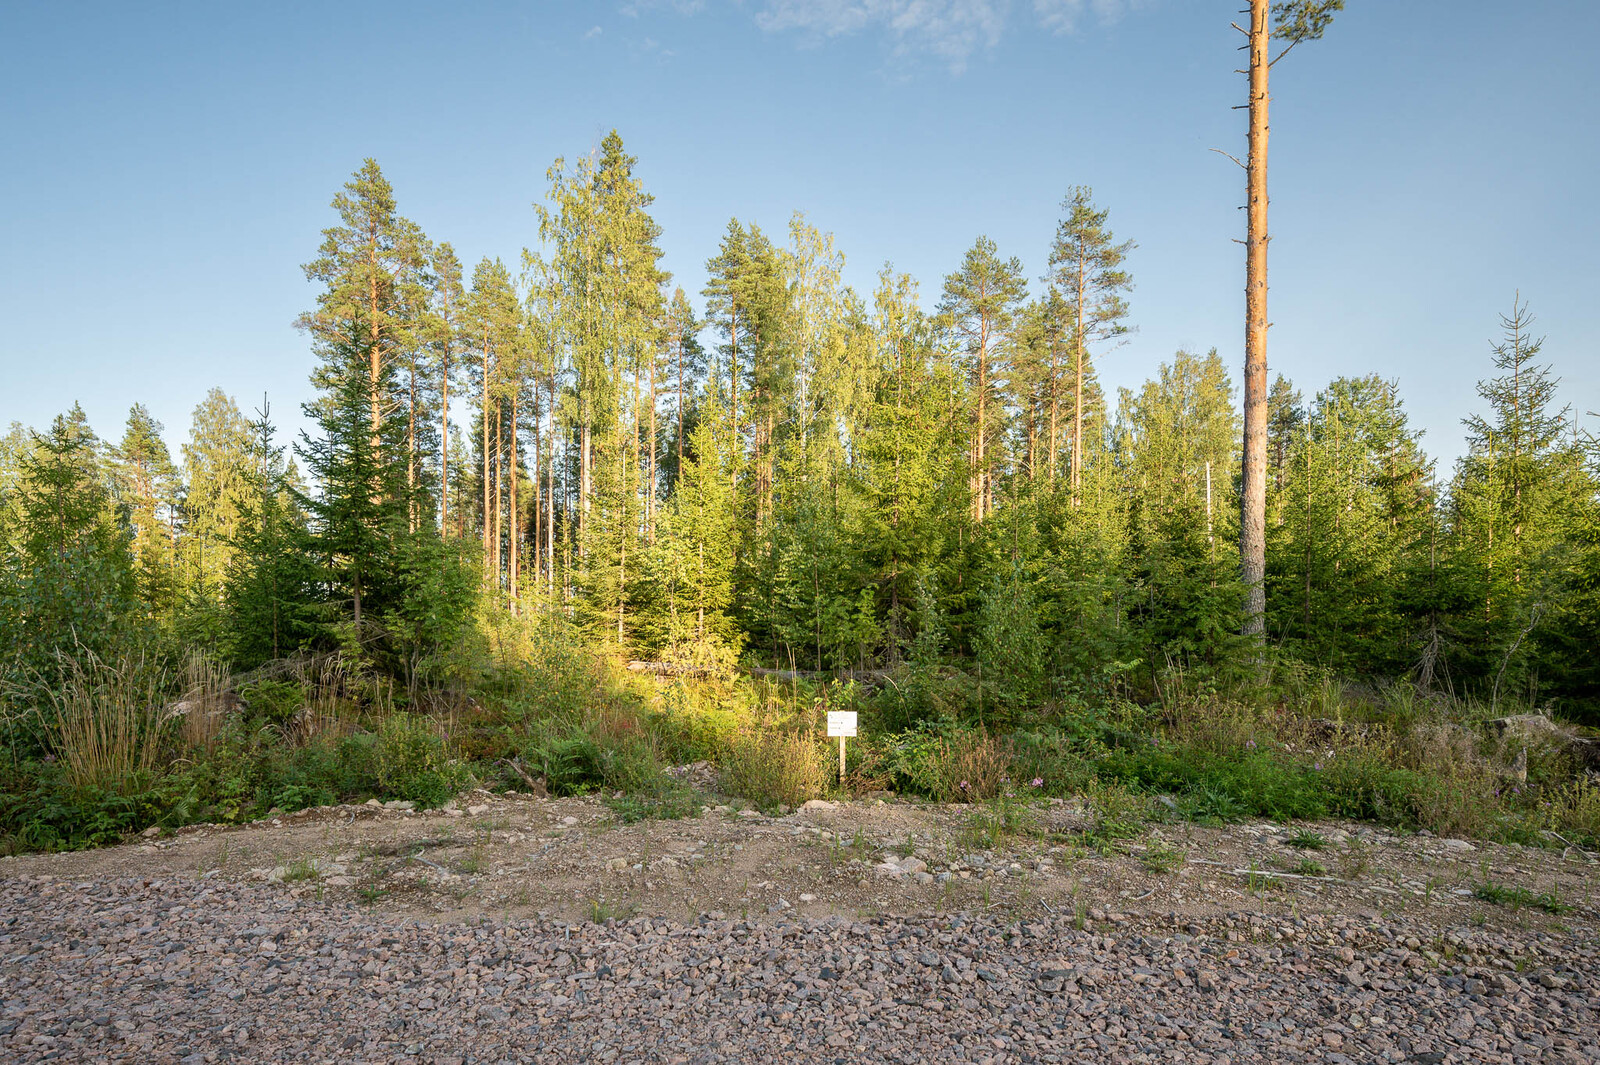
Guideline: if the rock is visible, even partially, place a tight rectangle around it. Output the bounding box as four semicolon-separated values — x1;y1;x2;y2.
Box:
467;804;490;816
800;799;837;812
799;893;817;903
1489;714;1600;771
1441;839;1475;852
897;856;928;874
141;826;161;839
562;816;579;826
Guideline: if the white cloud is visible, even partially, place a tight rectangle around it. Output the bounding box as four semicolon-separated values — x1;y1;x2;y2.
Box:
1033;0;1135;35
756;1;1009;71
748;0;1133;71
583;24;604;39
620;0;706;16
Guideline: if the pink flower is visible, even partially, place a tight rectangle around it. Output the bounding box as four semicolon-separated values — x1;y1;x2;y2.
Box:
959;780;970;791
1031;777;1044;788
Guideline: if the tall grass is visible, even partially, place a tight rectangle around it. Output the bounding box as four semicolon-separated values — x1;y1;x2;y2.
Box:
178;650;230;752
44;649;173;791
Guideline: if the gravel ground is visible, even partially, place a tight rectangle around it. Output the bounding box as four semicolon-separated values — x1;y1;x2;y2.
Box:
3;872;1598;1065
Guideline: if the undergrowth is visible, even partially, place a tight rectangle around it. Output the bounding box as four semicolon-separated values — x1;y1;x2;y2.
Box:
3;614;1597;855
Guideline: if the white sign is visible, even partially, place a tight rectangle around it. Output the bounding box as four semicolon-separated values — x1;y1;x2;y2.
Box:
826;711;858;738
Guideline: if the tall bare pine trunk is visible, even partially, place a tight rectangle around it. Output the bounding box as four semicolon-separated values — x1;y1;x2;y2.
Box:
1240;0;1272;640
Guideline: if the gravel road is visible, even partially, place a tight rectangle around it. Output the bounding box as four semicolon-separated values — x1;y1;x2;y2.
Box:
3;873;1596;1065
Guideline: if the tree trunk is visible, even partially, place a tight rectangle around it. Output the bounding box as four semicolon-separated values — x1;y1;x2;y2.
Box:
482;333;492;572
1073;261;1086;504
547;373;556;595
1240;0;1271;641
1048;322;1060;482
647;338;658;542
510;389;519;609
367;222;382;444
441;292;453;536
973;316;988;522
493;401;504;589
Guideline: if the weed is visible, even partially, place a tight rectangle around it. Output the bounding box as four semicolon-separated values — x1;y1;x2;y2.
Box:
1085;780;1148;844
587;896;639;924
1140;841;1186;875
281;856;319;883
1294;858;1327;877
724;729;831;809
40;648;172;792
1336;838;1371;880
961;793;1038;851
604;785;702;824
357;884;388;905
1286;829;1327;851
1474;882;1571;915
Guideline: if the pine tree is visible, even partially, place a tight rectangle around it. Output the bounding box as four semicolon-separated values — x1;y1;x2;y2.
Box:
1236;0;1343;644
938;236;1027;522
179;389;254;605
1048;187;1133;502
295;328;413;639
5;411;136;674
299;159;431;446
1446;298;1588;703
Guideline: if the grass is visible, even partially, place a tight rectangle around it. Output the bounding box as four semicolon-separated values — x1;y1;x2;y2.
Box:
40;648;172;792
1286;829;1327;851
961;793;1038;851
1294;858;1328;877
1474;882;1571;915
1139;841;1186;874
280;856;320;883
587;896;640;924
6;619;1600;860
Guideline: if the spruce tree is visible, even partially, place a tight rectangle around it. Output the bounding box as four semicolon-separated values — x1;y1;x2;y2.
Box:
224;402;316;666
112;404;181;615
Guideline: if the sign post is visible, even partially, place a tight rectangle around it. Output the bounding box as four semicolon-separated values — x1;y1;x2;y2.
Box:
826;711;857;785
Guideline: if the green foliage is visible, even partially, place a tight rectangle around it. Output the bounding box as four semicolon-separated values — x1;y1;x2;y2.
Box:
974;565;1047;717
1474;881;1570;915
374;713;469;808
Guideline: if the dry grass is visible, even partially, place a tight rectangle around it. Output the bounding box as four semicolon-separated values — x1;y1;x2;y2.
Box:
44;649;172;791
177;650;230;752
724;729;832;809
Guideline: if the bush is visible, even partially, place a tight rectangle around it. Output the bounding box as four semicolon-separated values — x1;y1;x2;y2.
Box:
724;729;831;810
374;713;469;807
883;725;1010;802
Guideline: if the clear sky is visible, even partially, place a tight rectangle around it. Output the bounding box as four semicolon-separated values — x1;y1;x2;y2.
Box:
3;1;1596;471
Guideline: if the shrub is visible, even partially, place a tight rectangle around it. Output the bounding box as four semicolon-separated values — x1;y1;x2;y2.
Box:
724;729;831;810
883;725;1010;802
374;713;469;808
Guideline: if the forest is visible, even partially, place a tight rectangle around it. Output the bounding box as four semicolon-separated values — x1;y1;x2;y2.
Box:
2;132;1597;853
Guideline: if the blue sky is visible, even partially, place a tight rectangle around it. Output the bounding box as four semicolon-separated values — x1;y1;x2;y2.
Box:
2;1;1595;470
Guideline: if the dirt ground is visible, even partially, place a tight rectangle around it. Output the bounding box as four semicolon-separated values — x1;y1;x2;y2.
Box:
4;785;1595;936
